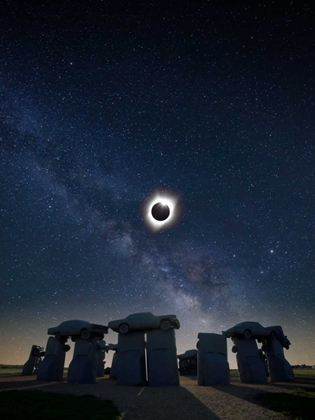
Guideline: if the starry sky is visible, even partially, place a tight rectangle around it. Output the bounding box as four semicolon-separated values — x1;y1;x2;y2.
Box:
1;1;315;369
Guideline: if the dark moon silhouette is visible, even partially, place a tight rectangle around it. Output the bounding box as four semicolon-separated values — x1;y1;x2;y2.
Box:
151;202;170;221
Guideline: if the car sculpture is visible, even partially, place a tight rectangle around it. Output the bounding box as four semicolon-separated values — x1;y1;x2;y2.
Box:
48;319;109;340
108;312;180;334
177;349;198;360
222;321;287;341
264;325;291;350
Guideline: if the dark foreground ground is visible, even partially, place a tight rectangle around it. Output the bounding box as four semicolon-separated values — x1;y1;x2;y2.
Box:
1;372;315;420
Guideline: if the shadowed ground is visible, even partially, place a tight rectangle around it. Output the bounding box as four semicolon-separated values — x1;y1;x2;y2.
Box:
2;374;315;419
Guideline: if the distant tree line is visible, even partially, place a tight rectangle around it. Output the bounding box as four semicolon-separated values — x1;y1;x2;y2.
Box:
291;364;315;369
0;364;24;369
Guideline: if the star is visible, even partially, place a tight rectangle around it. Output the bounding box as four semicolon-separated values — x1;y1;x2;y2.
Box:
0;1;314;371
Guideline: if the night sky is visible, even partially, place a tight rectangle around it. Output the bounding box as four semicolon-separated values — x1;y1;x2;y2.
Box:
1;1;315;369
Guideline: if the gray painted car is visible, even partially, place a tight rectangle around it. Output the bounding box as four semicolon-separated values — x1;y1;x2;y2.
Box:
223;322;290;349
265;325;291;349
222;322;267;339
48;319;109;340
223;321;280;339
177;349;198;360
108;312;180;334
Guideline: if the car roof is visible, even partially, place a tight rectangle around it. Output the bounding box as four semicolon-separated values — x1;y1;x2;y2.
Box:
234;321;263;327
61;320;91;326
125;312;154;318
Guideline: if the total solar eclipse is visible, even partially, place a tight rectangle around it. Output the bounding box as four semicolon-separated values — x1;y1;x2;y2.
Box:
151;202;170;221
142;189;182;232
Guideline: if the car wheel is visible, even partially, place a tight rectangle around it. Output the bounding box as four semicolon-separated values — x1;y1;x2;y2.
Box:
232;345;238;353
119;324;129;334
81;329;91;340
63;344;71;352
243;329;252;339
55;332;62;341
161;320;171;331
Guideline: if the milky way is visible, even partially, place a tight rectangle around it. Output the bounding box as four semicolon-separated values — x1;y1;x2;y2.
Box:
1;1;315;367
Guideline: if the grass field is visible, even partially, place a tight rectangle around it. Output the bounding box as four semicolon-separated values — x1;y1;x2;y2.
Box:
292;369;315;377
0;390;121;420
1;365;314;378
254;387;315;420
0;365;23;376
230;368;315;378
0;365;69;377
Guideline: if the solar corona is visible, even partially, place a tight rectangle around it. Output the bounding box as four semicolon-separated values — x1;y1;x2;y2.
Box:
142;190;181;232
